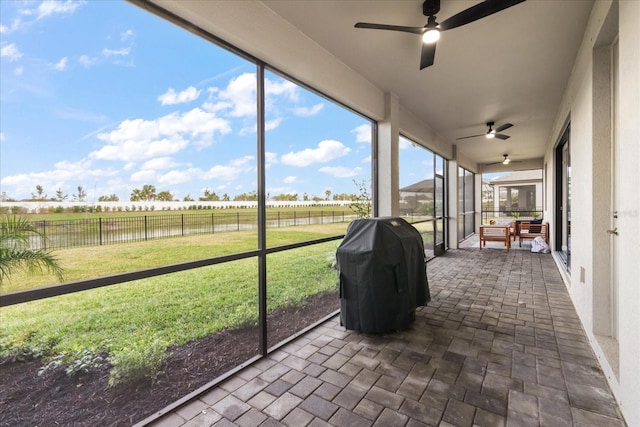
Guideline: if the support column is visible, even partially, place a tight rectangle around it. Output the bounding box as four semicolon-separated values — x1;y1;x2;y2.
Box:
448;146;459;248
377;92;400;217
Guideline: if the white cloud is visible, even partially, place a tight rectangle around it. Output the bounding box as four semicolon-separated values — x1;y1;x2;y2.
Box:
0;1;83;35
352;124;371;144
203;156;254;181
102;47;130;57
238;117;283;136
158;86;201;106
1;43;23;62
217;73;257;117
0;133;5;142
265;152;278;167
157;169;198;185
79;54;98;68
281;140;351;167
120;29;134;42
0;158;117;199
265;78;298;101
92;135;188;162
399;136;413;149
0;19;22;34
318;166;362;178
130;169;157;182
91;108;231;162
265;118;282;131
150;156;254;186
283;176;297;184
361;155;371;163
33;0;84;20
294;103;323;117
52;56;67;70
140;157;180;171
13;66;23;76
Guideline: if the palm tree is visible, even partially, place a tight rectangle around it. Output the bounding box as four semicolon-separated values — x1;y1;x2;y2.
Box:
0;216;64;285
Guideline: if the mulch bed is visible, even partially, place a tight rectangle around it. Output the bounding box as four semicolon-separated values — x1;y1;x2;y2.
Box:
0;291;339;426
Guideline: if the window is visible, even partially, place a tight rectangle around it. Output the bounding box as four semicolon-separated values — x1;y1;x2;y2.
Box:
399;136;447;259
0;1;373;423
555;125;571;270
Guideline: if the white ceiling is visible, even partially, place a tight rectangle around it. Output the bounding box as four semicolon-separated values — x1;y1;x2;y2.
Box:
149;0;594;169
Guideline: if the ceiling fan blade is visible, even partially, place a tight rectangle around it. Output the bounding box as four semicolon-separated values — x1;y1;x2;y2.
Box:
355;22;425;35
439;0;526;31
455;133;485;140
494;133;510;140
494;123;513;132
420;42;436;69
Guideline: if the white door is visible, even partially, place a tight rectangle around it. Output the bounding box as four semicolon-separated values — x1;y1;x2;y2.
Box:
610;40;619;340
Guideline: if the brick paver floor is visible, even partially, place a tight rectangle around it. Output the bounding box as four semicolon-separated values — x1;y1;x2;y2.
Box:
147;247;626;427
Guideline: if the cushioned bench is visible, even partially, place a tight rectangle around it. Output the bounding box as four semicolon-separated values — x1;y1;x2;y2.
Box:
519;222;548;247
479;225;511;250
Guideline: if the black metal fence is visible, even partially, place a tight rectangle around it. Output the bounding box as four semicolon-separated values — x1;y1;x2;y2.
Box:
30;211;353;250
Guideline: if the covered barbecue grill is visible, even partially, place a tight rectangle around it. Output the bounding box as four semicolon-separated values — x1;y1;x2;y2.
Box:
336;217;430;333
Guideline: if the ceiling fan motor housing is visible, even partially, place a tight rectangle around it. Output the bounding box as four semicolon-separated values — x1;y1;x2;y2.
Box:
423;0;440;17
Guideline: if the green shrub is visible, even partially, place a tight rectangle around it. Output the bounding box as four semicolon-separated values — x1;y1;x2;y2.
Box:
10;206;28;215
108;339;169;387
0;332;57;363
38;349;105;377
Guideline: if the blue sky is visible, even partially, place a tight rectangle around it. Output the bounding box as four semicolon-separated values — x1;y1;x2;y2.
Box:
0;0;381;203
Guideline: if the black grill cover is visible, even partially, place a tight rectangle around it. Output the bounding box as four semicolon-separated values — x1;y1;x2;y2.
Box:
336;217;430;333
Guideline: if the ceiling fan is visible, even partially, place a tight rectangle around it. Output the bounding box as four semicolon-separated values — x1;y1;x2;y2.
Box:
487;154;520;165
354;0;526;70
456;121;513;140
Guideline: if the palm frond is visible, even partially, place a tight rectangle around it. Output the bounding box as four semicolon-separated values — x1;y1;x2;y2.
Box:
0;216;64;285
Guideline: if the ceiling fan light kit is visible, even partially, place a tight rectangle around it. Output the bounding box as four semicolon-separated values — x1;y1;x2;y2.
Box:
456;121;514;141
354;0;526;70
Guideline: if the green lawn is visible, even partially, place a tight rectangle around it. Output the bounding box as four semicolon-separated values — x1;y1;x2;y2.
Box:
1;223;348;294
0;224;344;385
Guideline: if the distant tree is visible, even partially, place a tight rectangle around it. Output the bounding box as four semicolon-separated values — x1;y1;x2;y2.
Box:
332;193;357;201
312;196;323;202
199;188;220;201
272;193;298;201
324;189;331;200
141;184;156;201
156;191;174;201
233;191;258;201
98;194;120;202
183;194;194;202
302;193;309;201
222;193;230;201
32;185;47;201
55;188;68;201
130;184;156;201
73;186;87;202
0;216;64;285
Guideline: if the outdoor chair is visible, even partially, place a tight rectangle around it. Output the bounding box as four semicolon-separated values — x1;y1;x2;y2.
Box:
519;221;548;247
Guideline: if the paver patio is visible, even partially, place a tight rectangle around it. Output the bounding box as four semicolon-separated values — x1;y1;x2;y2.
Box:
146;246;626;427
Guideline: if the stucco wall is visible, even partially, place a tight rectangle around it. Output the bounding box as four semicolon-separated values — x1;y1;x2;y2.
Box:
616;1;640;423
545;1;639;424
